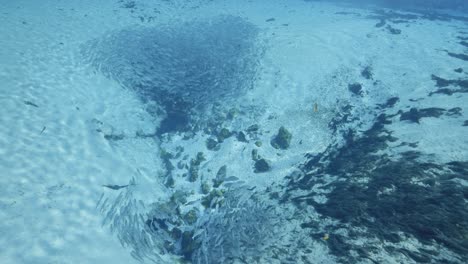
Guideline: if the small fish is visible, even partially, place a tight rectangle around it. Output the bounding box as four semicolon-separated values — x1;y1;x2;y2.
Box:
102;184;129;190
313;103;318;113
24;101;39;107
184;199;201;206
223;181;245;188
192;229;205;239
224;176;239;182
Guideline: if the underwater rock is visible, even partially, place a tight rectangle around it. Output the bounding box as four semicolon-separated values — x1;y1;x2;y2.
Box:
165;175;175;188
201;181;211;194
171;227;182;241
254;158;271;173
171;190;188;205
246;124;260;133
188;152;205;182
194;152;206;165
206;138;219;151
251;149;259;161
188;165;199;182
361;66;373;79
184;209;198;225
177;160;186;170
348;83;363;96
122;1;136;9
226;108;238;120
236;131;248;142
454;68;463;73
216;128;232;143
271;126;292;149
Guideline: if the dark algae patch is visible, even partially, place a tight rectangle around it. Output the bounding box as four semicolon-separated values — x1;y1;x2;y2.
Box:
386;25;401;35
375;19;385;28
430;74;468;96
367;9;468;24
377;97;399;109
282;111;468;263
314;160;468;254
121;1;136;9
399;107;446;123
335;11;361;16
447;52;468;61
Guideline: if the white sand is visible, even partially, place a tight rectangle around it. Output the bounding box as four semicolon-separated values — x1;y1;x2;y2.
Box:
0;0;163;263
1;0;467;263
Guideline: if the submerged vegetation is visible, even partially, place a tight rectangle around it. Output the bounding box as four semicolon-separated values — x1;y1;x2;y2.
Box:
284;109;468;263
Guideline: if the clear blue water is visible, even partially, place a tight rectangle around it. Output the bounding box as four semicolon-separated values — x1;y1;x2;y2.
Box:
0;0;467;263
